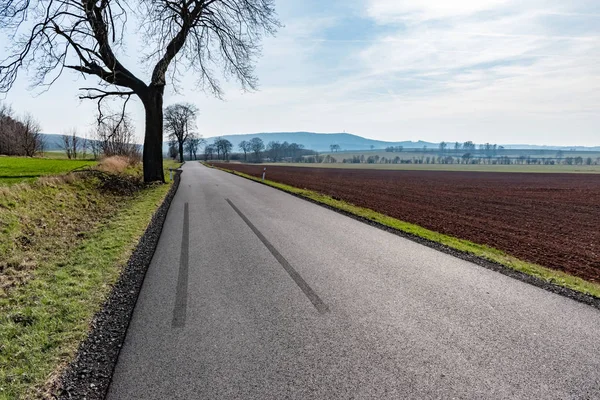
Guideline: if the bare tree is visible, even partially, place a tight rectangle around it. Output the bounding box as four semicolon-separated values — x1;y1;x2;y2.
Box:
204;144;215;161
95;114;140;159
0;104;44;156
185;133;204;160
439;141;447;155
71;133;80;159
164;103;198;163
61;132;74;159
19;114;43;157
0;1;280;182
214;138;233;161
249;137;264;162
88;131;101;160
239;140;250;161
80;136;88;159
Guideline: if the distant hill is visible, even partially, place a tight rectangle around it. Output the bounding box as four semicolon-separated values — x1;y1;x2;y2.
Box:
204;132;436;152
41;132;600;154
41;133;71;151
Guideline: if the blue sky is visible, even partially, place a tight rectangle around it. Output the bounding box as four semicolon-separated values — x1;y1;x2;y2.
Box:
2;0;599;145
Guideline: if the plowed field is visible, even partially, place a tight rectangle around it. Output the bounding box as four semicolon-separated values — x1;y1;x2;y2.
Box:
211;163;600;282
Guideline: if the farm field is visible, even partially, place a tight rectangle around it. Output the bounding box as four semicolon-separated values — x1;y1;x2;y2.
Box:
0;156;97;184
263;162;600;173
210;163;600;283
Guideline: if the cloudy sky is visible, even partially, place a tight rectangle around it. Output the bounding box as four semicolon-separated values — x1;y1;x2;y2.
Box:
2;0;600;145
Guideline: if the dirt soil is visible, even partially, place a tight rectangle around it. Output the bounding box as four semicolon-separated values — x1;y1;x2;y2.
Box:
211;163;600;283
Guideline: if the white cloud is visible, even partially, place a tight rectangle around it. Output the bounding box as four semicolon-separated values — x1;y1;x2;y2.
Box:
366;0;512;21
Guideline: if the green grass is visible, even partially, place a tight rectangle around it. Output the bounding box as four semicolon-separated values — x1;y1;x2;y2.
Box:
263;162;600;173
0;157;97;185
40;151;96;161
207;162;600;299
0;162;175;399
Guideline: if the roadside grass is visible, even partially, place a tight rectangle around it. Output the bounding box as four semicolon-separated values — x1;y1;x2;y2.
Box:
206;162;600;299
261;162;600;174
0;157;97;185
0;160;177;399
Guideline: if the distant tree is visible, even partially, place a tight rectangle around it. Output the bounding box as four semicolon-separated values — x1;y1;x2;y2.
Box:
463;141;476;152
249;137;265;162
214;138;233;161
204;144;215;161
462;152;472;164
164;103;199;163
185;133;204;160
454;142;462;152
288;142;304;161
61;130;80;159
239;140;251;161
89;132;101;160
95;114;140;159
439;141;447;154
19;114;43;157
267;141;282;161
80;136;88;159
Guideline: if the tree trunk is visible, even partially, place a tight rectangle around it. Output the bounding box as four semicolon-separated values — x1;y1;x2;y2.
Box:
178;141;184;163
142;86;165;183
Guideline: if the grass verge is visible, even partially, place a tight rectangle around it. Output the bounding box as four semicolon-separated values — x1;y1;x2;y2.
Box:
206;162;600;300
0;161;178;399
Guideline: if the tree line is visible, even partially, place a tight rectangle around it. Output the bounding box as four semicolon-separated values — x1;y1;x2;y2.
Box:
202;138;311;163
0;103;44;157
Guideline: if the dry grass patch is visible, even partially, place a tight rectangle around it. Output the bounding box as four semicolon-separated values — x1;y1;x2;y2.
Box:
96;156;132;174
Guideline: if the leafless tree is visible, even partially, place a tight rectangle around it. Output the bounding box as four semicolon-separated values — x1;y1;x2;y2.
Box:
19;114;43;157
185;133;204;160
204;144;215;161
439;141;447;155
249;137;264;162
88;131;101;160
61;131;77;159
238;140;250;161
0;1;280;182
214;138;232;161
164;103;198;163
94;113;140;159
80;136;88;159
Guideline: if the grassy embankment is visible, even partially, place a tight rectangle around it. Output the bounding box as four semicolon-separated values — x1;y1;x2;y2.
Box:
0;157;180;399
206;162;600;299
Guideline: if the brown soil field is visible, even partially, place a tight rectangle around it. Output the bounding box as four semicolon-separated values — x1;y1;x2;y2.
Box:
210;163;600;282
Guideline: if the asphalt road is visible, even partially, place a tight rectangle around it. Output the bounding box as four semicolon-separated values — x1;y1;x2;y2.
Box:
107;162;600;399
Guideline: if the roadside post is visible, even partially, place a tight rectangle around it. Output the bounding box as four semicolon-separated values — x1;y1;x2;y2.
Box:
262;167;266;181
169;168;173;181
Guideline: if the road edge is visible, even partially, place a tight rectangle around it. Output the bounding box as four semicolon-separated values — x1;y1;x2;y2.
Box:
206;163;600;311
55;170;183;400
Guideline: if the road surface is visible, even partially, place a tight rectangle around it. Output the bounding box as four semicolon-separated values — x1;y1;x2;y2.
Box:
107;162;600;399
